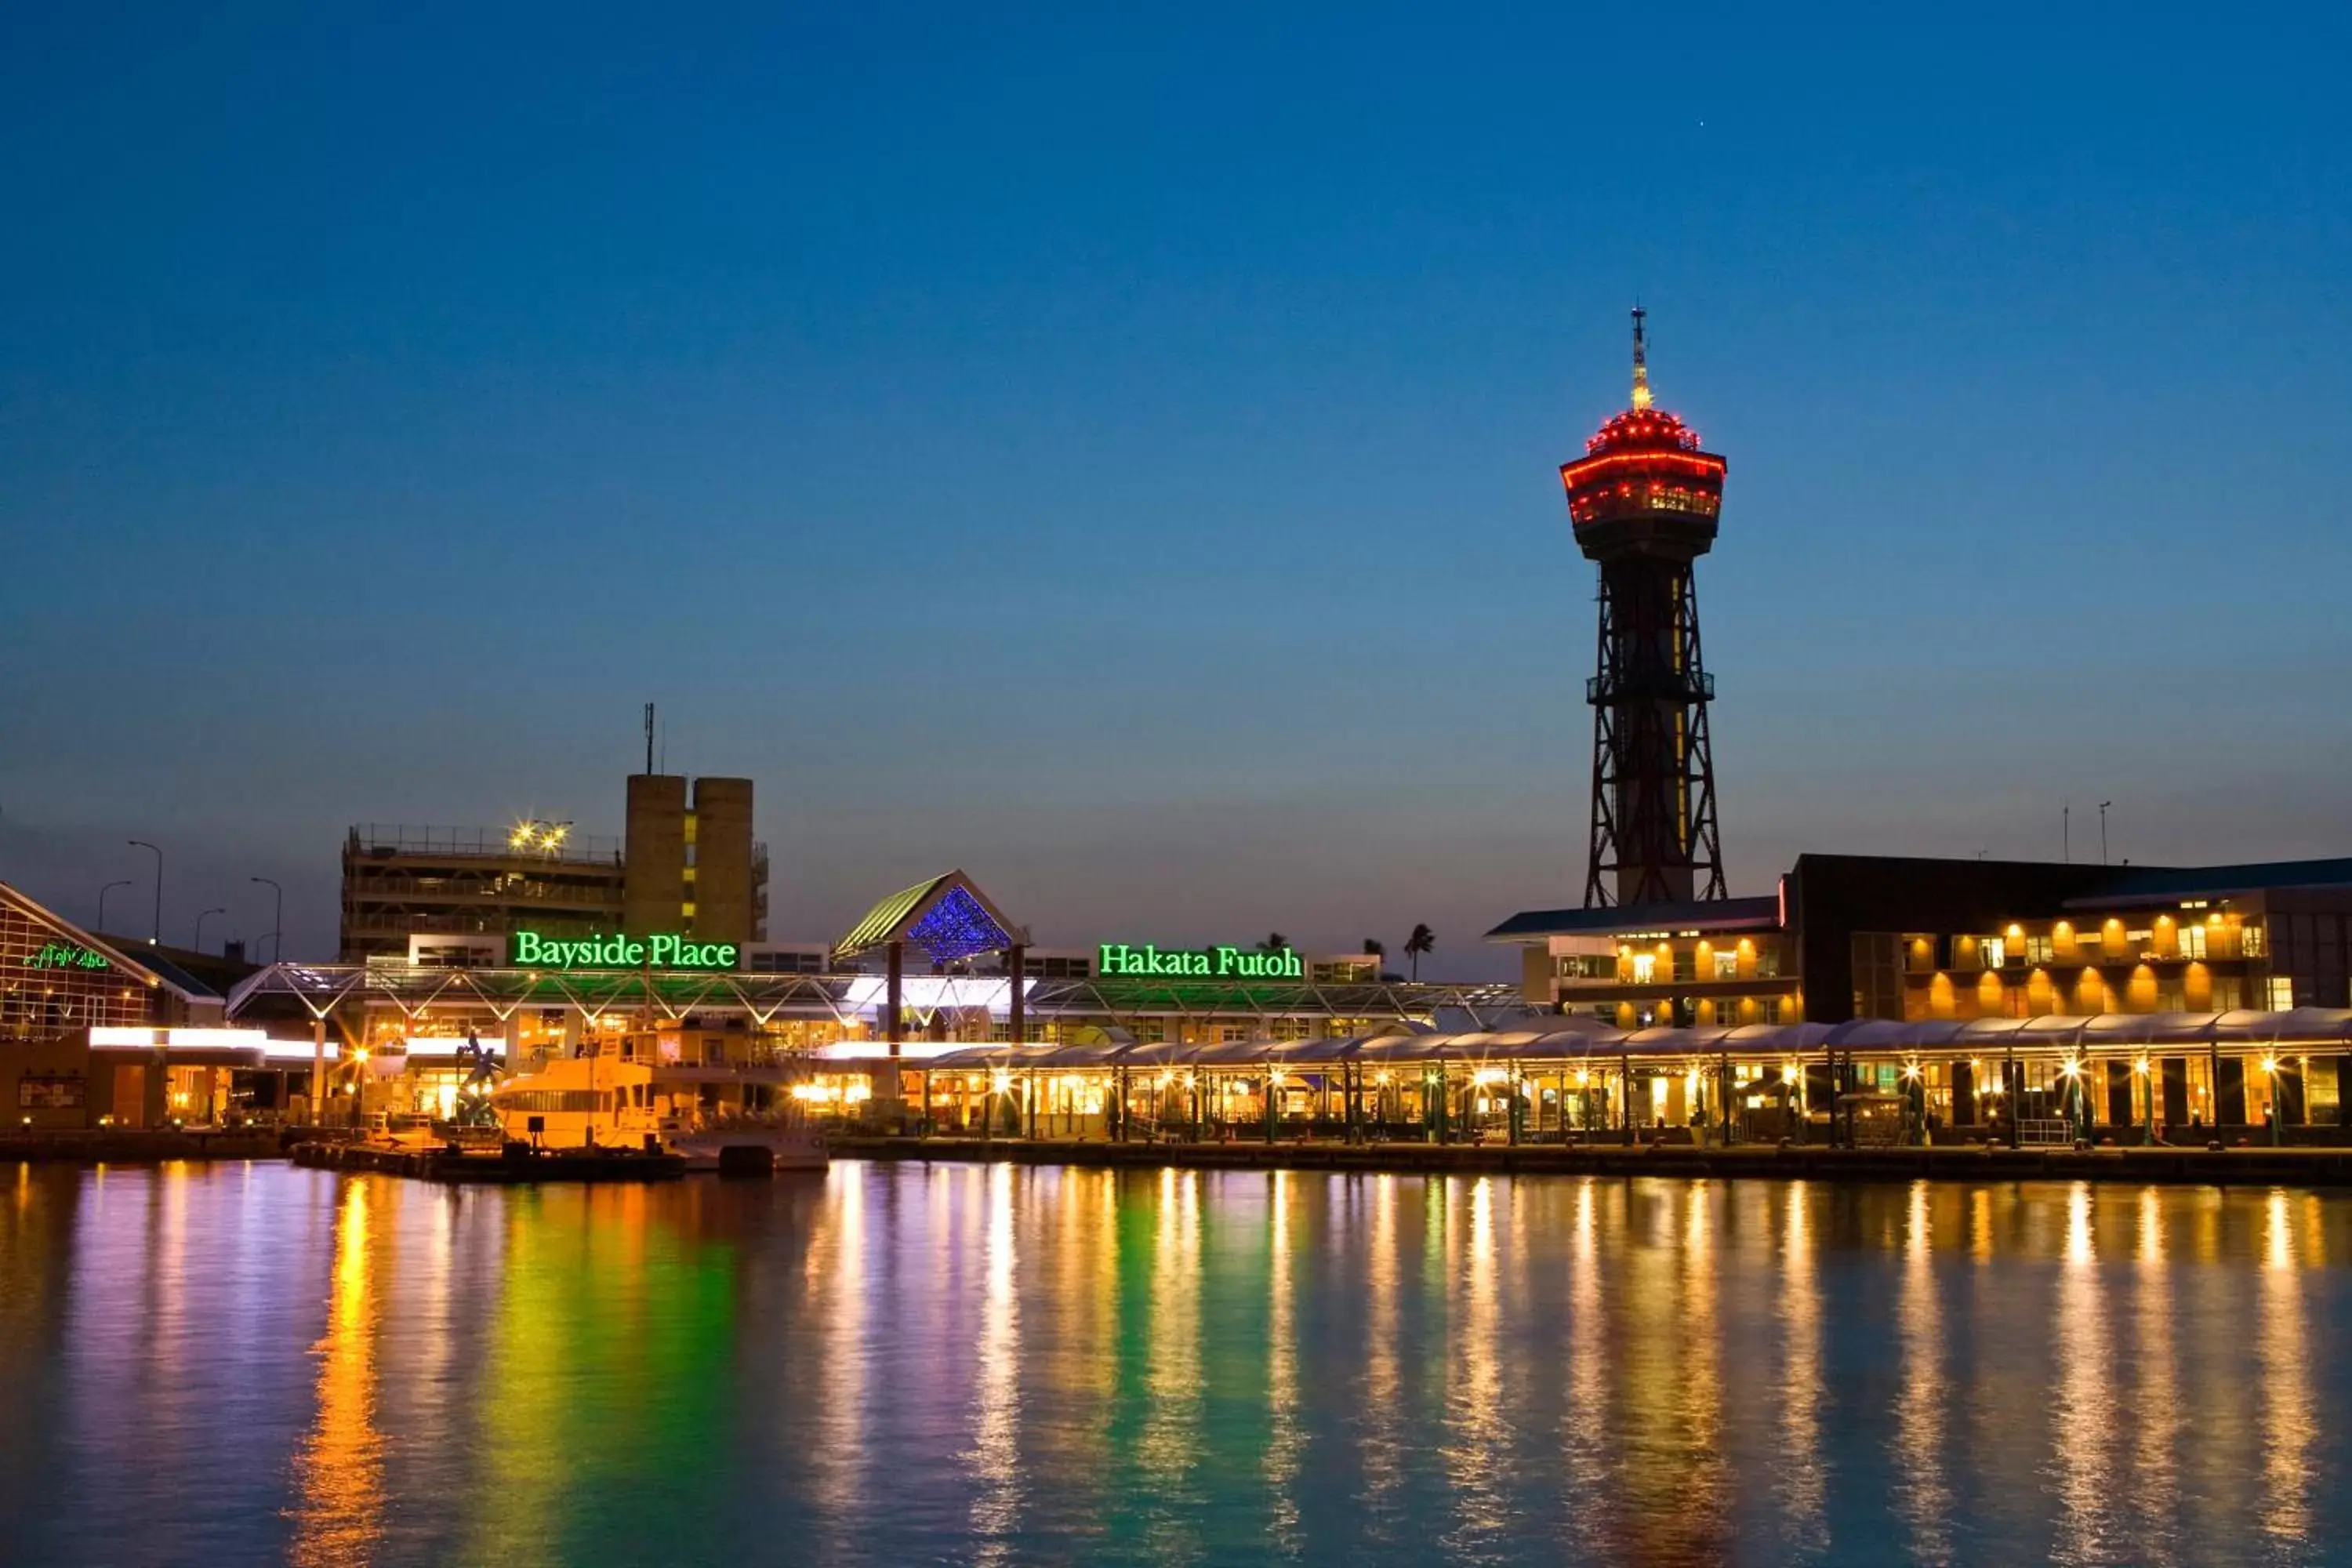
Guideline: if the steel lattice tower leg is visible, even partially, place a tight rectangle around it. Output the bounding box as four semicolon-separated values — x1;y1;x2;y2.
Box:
1581;560;1726;908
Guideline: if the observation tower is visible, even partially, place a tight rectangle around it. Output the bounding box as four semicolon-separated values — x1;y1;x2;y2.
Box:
1563;308;1729;907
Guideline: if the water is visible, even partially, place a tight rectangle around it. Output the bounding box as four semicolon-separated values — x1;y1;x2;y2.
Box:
2;1162;2347;1567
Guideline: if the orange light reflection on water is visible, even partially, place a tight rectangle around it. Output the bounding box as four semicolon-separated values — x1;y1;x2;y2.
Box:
289;1178;385;1568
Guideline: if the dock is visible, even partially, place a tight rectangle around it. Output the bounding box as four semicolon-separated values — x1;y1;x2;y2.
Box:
833;1135;2352;1187
292;1141;686;1183
1;1127;293;1163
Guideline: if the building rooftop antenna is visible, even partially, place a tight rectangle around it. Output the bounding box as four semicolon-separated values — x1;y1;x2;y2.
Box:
1630;304;1653;412
643;702;655;776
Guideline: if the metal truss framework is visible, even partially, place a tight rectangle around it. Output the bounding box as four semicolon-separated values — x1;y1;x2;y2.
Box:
1584;557;1726;908
224;963;1529;1035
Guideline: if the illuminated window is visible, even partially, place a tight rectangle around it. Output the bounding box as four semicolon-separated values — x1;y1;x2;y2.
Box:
1980;937;2005;969
1631;953;1657;985
2244;924;2267;958
1713;951;1739;979
2024;935;2055;964
2176;924;2206;960
2270;977;2296;1011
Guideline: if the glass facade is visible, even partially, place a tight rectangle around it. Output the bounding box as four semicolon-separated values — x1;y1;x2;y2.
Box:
1;905;156;1043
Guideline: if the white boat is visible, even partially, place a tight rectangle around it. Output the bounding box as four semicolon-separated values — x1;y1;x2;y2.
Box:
491;1042;828;1172
491;1055;659;1149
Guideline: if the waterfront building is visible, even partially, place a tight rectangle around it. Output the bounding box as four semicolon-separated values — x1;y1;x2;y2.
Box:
863;1004;2352;1148
338;772;767;960
0;879;303;1128
1487;851;2352;1138
232;866;1512;1126
339;823;626;962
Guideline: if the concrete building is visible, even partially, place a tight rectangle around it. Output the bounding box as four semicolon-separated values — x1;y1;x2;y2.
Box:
339;774;767;960
1489;853;2352;1134
339;823;626;962
623;774;763;943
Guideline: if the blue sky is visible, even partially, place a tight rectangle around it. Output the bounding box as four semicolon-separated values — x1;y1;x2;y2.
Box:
3;2;2347;975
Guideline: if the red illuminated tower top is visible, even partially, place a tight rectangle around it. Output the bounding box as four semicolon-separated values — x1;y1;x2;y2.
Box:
1560;307;1728;564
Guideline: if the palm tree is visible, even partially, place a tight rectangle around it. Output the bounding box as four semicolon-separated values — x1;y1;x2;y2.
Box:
1259;932;1290;953
1403;924;1435;981
1361;938;1385;957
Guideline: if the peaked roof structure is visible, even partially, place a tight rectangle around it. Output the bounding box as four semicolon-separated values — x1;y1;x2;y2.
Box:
834;870;1027;964
1;879;225;1007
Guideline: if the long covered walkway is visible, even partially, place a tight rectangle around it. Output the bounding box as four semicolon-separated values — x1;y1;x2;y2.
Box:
906;1008;2352;1148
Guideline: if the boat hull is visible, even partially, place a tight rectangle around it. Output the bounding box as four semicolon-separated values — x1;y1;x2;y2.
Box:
668;1127;829;1173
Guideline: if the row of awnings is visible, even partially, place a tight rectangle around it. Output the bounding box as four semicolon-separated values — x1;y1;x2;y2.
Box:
912;1007;2352;1072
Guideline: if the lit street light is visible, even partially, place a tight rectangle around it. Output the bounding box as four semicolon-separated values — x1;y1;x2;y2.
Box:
250;877;283;963
128;840;162;944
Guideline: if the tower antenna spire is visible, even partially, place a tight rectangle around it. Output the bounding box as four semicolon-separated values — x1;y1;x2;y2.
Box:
1629;304;1653;412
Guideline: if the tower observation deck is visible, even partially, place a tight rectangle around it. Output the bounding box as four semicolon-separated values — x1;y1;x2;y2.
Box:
1562;309;1729;907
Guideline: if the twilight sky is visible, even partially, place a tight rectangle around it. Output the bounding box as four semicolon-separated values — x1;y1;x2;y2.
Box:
3;2;2348;978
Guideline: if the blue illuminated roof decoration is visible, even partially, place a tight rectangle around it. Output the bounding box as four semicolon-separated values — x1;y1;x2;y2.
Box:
835;869;1027;963
906;885;1012;964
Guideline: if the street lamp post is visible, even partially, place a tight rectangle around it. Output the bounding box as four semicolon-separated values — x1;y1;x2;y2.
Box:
98;879;132;935
194;907;227;955
128;840;162;945
250;877;284;963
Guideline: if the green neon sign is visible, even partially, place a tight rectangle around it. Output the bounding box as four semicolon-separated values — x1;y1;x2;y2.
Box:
510;931;739;972
25;941;108;971
1098;943;1303;979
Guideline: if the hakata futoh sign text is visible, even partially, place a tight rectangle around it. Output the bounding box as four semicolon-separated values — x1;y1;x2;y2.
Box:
1097;944;1302;978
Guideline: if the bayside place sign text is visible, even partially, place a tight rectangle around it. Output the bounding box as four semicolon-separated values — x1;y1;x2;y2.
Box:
1097;943;1303;978
510;931;739;971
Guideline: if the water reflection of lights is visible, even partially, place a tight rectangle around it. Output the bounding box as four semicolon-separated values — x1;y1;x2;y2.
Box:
2259;1189;2315;1545
1674;1181;1727;1552
21;1161;2350;1565
1777;1185;1827;1555
2132;1185;2183;1562
1439;1177;1505;1554
291;1179;386;1568
1563;1178;1610;1541
967;1161;1022;1559
2052;1183;2112;1563
1358;1173;1402;1537
1138;1167;1203;1559
804;1163;867;1554
1264;1171;1302;1554
1894;1181;1951;1560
